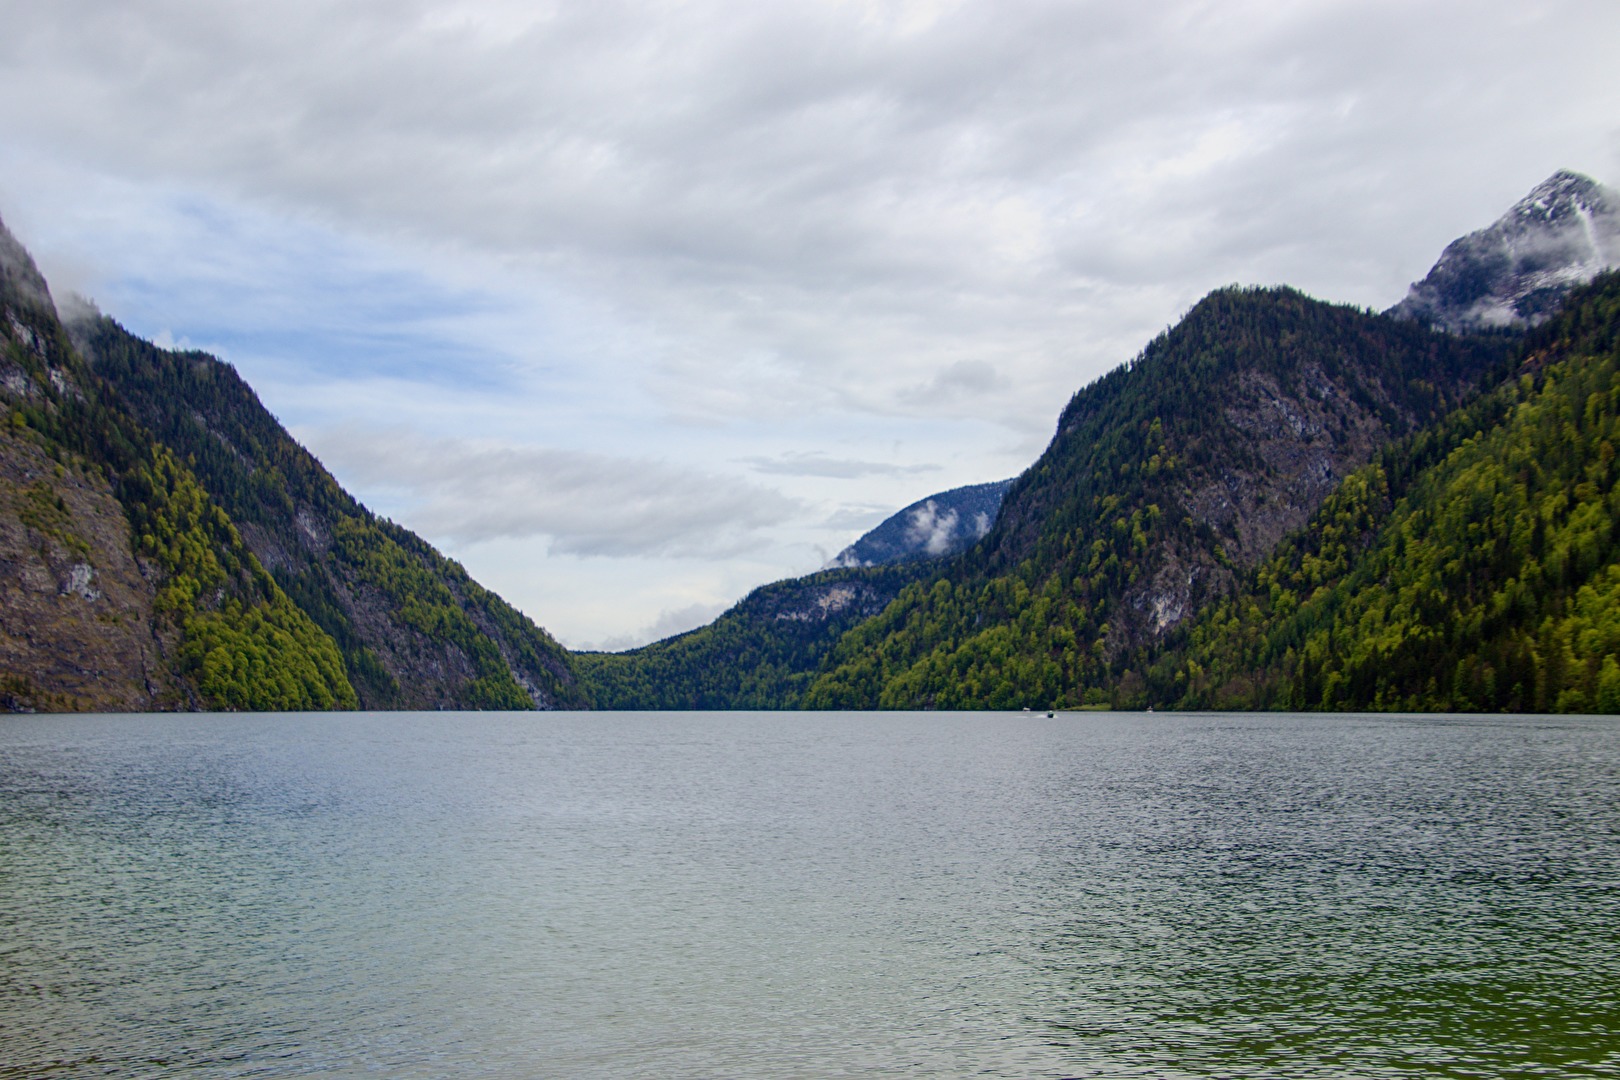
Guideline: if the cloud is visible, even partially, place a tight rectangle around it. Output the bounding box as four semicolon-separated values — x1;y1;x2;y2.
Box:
904;500;960;556
898;359;1004;409
742;451;940;478
309;426;801;558
577;600;734;652
8;0;1617;438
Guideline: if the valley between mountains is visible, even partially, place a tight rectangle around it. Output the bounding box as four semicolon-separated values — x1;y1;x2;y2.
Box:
4;171;1619;713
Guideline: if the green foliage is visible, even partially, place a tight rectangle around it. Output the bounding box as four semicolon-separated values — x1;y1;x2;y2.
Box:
1158;272;1620;713
329;515;534;710
17;478;90;557
129;447;358;710
803;525;1153;710
180;596;357;711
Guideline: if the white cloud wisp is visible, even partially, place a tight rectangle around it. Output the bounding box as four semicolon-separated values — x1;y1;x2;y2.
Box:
312;428;801;558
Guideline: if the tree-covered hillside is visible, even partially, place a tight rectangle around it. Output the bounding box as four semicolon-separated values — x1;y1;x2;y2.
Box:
1155;272;1620;712
1;216;354;711
74;315;589;710
803;287;1512;709
2;211;587;713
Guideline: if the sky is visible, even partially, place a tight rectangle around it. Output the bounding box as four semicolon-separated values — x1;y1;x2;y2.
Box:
1;0;1617;649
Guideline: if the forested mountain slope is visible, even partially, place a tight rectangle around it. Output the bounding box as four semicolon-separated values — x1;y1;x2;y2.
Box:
803;288;1513;709
71;315;589;711
0;216;354;712
0;213;587;712
1156;272;1620;713
576;479;1009;710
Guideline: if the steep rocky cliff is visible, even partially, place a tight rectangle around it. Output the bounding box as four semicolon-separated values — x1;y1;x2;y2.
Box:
0;325;178;710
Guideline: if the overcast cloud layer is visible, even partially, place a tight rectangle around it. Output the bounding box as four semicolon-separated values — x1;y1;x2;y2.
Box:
1;0;1617;647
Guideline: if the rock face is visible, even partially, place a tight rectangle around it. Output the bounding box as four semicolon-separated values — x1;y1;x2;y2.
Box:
830;479;1013;568
0;421;179;711
0;216;179;711
1390;170;1619;332
999;288;1511;657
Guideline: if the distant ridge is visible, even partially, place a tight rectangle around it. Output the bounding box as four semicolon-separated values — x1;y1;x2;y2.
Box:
1390;169;1619;332
829;479;1013;568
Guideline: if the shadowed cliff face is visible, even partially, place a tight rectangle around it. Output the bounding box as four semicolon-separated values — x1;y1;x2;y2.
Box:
1391;170;1619;333
0;403;180;712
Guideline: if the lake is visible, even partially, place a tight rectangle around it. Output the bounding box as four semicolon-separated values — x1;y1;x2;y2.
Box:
1;710;1617;1077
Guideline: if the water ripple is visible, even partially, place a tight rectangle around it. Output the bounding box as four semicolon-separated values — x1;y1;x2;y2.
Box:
1;711;1616;1077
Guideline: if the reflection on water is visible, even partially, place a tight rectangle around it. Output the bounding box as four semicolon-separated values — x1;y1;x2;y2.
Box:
1;711;1617;1077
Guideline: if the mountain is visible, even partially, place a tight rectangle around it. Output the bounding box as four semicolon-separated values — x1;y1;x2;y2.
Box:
1156;271;1620;712
803;288;1513;709
576;480;1009;710
579;288;1513;712
588;170;1617;714
1;216;354;711
13;168;1620;715
0;215;587;711
1390;170;1619;332
829;479;1013;568
68;315;588;711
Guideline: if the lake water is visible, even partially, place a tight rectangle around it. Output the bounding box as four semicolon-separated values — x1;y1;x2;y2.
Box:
1;711;1617;1078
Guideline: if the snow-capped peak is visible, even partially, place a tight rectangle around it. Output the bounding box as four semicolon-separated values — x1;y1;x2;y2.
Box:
1390;169;1619;333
